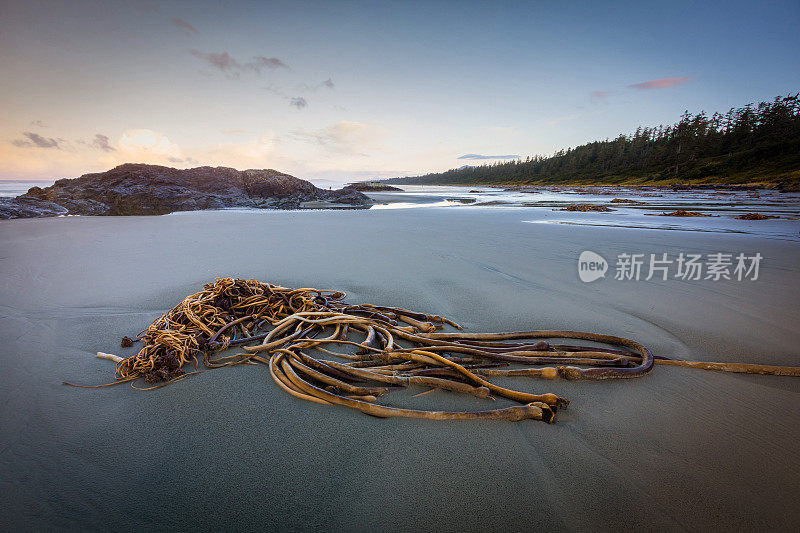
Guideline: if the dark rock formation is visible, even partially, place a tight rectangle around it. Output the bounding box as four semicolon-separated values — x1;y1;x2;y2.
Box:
0;196;68;219
0;163;371;219
656;210;712;217
343;182;402;192
559;204;614;212
610;198;645;205
735;212;778;220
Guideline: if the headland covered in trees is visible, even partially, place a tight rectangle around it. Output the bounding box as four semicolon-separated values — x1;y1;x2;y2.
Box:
385;93;800;187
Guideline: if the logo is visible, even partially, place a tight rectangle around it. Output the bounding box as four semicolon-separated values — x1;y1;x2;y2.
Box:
578;250;608;282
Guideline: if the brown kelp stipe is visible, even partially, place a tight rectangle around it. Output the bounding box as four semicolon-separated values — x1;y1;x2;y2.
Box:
65;278;800;422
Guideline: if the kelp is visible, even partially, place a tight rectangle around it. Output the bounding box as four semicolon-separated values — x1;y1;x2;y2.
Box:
65;278;800;422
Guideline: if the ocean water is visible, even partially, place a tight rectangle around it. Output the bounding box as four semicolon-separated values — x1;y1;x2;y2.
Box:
364;185;800;241
0;180;54;197
3;179;798;240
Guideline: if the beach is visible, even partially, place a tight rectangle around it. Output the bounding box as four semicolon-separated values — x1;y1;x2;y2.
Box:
1;204;799;531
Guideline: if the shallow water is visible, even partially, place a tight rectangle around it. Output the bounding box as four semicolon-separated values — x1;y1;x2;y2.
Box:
365;185;800;241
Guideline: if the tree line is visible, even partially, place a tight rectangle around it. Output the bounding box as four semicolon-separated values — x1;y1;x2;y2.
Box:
386;93;800;186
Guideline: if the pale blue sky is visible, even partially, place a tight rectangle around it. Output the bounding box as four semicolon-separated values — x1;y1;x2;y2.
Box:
1;0;798;183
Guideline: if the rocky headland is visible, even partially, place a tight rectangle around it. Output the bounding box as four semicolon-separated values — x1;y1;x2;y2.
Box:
0;164;370;219
343;182;403;192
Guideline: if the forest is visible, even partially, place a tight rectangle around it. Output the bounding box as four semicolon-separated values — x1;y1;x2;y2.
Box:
386;93;800;186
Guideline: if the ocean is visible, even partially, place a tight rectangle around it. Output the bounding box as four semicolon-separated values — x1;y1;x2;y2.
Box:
0;180;55;197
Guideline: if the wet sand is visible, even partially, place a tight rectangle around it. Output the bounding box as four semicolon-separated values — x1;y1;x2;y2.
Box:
1;207;799;531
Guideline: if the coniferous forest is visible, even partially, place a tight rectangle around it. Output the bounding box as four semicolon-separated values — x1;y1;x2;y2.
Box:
386;93;800;186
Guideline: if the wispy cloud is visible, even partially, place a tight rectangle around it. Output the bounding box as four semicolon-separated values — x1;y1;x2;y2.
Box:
266;85;316;109
190;50;238;73
628;76;692;90
290;96;308;109
252;56;288;70
590;90;611;102
220;129;252;135
297;78;335;92
118;129;183;161
171;18;199;35
11;132;61;149
91;134;115;152
190;50;289;78
457;153;519;160
167;156;199;165
291;121;381;155
29;119;46;128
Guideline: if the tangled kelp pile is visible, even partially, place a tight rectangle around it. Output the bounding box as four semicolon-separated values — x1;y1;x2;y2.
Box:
68;278;800;423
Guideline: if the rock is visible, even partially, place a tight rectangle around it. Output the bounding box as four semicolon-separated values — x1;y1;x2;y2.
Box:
0;197;68;219
668;184;762;191
657;210;712;217
503;186;540;193
1;163;370;219
610;198;645;204
776;182;800;192
321;188;375;205
735;212;778;220
560;204;614;212
343;183;403;192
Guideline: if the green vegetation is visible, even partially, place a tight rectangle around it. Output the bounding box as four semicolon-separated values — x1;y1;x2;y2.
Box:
386;93;800;187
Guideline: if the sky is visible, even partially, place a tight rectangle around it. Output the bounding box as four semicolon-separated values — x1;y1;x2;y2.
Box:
1;0;798;185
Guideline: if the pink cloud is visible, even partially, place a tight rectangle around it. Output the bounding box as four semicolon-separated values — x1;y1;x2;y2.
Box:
171;18;199;35
628;76;692;90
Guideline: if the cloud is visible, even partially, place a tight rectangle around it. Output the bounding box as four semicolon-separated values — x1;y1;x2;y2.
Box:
252;56;288;70
190;50;289;78
220;129;252;135
117;129;184;162
189;50;238;73
628;76;692;90
457;153;519;160
291;121;382;155
298;78;335;91
171;18;199;35
204;133;278;166
91;134;115;152
290;96;308;109
30;120;46;128
11;132;61;149
590;90;610;101
167;156;199;165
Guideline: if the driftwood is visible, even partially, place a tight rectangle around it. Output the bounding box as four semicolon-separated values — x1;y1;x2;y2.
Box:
96;352;124;363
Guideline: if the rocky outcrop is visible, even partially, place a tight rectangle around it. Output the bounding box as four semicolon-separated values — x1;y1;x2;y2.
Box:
0;197;69;219
560;204;614;212
0;164;371;219
343;183;402;192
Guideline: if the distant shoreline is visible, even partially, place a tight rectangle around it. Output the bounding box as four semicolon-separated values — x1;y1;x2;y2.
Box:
382;179;799;191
